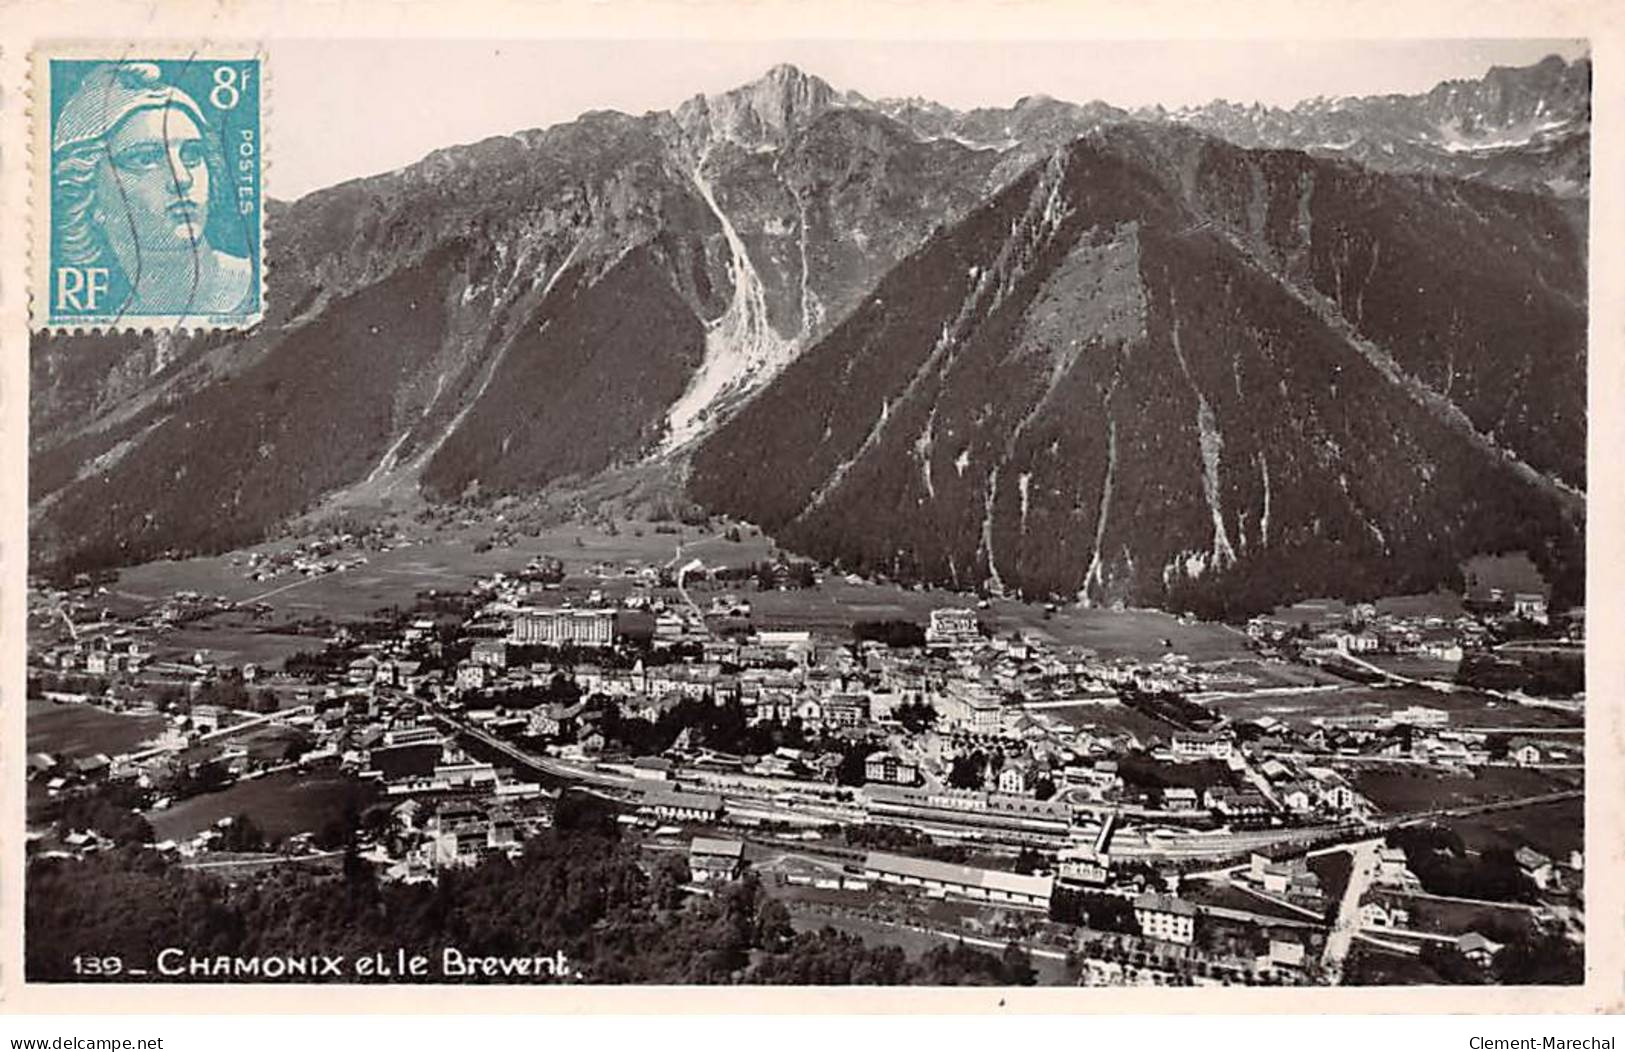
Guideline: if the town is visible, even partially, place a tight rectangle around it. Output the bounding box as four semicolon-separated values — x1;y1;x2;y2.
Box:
25;523;1586;986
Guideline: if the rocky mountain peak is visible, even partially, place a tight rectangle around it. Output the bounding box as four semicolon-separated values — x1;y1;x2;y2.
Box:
676;63;843;151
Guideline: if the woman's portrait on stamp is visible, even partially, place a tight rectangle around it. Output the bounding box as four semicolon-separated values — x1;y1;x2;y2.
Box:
51;61;256;318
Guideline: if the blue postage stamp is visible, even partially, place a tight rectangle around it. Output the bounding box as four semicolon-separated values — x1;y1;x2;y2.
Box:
33;48;264;330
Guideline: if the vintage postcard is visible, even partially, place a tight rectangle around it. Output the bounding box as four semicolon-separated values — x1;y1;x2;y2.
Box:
0;0;1620;1017
30;46;263;331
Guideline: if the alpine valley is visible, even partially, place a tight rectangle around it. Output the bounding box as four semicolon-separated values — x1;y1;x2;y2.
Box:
30;56;1588;616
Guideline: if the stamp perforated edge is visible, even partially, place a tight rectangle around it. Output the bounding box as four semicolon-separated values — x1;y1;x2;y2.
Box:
28;40;268;335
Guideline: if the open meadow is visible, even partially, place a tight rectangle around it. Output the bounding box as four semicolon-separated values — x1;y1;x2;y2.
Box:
1198;658;1347;689
1445;796;1584;859
1028;702;1176;741
752;581;1252;661
157;617;326;667
1307;850;1353;915
110;519;769;620
147;769;379;843
777;900;1073;984
1358;654;1463;681
107;520;1255;664
1179;881;1325;926
1350;764;1570;814
1204;684;1583;731
27;696;167;759
1395;894;1539;939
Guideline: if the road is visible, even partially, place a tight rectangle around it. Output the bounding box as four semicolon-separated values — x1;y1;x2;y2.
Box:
663;533;735;571
1267;749;1583;770
1179;786;1578;881
439;712;862;827
181;849;345;871
436;712;634;790
1198;900;1323;931
1322;837;1383;979
120;703;315;763
1381;788;1582;827
1019;698;1128;711
1336;652;1580;713
443;710;1577;866
672;553;713;640
1099;817;1364;861
243;569;351;605
1457;726;1583;735
1187;683;1349;703
753;849;849;876
1235;754;1282;809
1383;888;1542;913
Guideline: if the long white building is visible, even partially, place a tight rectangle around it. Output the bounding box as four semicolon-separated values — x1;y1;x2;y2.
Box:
862;851;1054;908
509;608;618;647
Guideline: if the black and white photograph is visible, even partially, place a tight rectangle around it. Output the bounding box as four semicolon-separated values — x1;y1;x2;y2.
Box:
8;13;1612;1016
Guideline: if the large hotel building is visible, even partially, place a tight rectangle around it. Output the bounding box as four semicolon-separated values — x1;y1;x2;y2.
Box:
509;608;619;647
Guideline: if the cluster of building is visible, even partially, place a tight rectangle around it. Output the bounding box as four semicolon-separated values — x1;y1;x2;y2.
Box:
384;796;557;881
24;547;1585;986
1246;589;1578;666
228;527;415;584
1073;921;1315;987
1247;601;1486;661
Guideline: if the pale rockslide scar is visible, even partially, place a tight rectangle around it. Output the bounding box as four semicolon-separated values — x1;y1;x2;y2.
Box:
31;46;264;331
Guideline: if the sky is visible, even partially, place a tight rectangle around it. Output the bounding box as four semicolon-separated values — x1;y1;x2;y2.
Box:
271;38;1588;200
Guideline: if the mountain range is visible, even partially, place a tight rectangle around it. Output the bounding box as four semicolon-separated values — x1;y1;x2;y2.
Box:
30;55;1589;614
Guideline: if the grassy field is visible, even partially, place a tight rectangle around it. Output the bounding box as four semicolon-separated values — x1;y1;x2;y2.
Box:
1307;850;1353;917
103;519;1254;661
1274;590;1466;622
27;697;167;758
1270;598;1351;626
238;725;316;763
1343;943;1444;985
1117;755;1231;791
1202;686;1394;726
781;903;1072;983
111;521;775;617
754;584;1252;660
1372;591;1467;618
1396;692;1583;730
1204;659;1346;689
1446;797;1584;860
157;618;325;666
1019;606;1250;660
1030;703;1178;741
148;770;378;842
1205;684;1583;731
1396;895;1536;940
1181;880;1325;926
1351;765;1565;814
1360;654;1462;681
745;580;969;636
